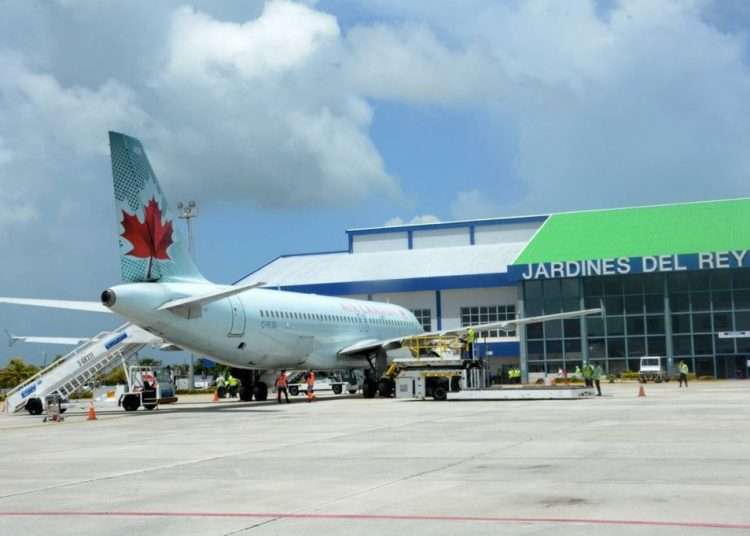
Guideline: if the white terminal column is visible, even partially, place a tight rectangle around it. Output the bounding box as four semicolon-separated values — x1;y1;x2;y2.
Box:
517;284;528;383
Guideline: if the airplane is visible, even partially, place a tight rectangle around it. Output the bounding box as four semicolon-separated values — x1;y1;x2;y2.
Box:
0;132;602;401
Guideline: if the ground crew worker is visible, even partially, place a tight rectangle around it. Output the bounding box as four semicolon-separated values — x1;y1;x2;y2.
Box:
226;373;239;398
306;370;316;402
466;328;476;359
592;363;603;396
215;374;226;398
582;362;594;388
678;360;689;388
276;370;289;403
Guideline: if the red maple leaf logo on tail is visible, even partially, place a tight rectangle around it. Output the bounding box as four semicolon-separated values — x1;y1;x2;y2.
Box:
121;198;173;280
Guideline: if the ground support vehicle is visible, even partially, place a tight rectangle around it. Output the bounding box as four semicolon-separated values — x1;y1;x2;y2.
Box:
373;335;466;398
119;366;178;411
4;324;148;415
639;356;670;383
393;357;483;401
287;371;358;396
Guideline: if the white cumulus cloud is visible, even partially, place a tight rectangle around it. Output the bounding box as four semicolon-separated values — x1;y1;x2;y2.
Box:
384;214;441;226
166;1;340;81
450;189;500;220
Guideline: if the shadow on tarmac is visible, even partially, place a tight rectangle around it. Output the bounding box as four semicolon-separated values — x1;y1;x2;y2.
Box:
58;393;363;418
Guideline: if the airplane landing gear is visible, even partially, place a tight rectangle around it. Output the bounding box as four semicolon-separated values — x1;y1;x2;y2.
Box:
362;379;377;398
239;385;253;401
232;368;254;401
362;349;390;398
362;369;377;399
253;382;268;401
378;378;395;398
232;369;270;402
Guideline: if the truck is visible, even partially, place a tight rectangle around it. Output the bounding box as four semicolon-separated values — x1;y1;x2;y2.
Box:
287;370;359;396
639;356;670;383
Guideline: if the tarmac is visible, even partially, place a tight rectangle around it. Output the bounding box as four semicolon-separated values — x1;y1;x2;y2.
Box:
1;381;749;535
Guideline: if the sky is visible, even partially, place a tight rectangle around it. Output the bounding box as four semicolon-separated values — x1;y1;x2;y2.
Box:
1;0;750;366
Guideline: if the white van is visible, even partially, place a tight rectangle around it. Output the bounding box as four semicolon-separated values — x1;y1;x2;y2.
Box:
639;356;669;383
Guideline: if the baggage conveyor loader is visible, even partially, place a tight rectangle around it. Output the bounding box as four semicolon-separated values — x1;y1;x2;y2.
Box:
381;334;483;400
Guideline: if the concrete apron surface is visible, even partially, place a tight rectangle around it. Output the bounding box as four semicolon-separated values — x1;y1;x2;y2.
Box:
0;382;749;535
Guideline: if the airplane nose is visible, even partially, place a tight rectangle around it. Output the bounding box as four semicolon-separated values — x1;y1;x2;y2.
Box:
101;288;117;307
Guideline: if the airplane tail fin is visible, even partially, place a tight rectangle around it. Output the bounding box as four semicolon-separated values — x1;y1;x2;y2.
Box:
109;131;206;283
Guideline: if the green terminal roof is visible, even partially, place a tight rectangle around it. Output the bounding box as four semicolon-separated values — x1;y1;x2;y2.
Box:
514;198;750;265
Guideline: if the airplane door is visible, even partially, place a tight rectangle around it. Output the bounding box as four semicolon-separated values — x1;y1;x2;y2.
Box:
228;297;246;337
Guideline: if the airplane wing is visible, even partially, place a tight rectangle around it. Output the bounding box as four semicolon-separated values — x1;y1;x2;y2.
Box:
7;333;91;346
432;307;604;337
338;307;603;357
0;297;111;313
6;325;164;347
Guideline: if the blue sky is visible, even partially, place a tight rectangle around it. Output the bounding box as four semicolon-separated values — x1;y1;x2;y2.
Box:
1;0;750;366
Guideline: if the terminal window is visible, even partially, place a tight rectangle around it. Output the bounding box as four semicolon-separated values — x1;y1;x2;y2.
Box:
412;309;432;332
460;305;516;337
524;269;750;378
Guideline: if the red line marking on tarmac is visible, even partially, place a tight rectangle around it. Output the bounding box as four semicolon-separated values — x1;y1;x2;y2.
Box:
0;511;748;530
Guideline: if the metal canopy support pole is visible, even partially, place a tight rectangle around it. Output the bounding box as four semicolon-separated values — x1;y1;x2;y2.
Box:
517;284;528;384
580;277;589;366
664;276;674;374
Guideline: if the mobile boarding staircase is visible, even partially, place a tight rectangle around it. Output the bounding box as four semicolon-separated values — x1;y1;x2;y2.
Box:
3;323;155;414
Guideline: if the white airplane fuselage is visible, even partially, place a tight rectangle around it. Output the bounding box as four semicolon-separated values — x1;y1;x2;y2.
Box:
105;282;423;370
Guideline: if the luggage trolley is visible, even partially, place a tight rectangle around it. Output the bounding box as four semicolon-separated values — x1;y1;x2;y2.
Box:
42;394;65;423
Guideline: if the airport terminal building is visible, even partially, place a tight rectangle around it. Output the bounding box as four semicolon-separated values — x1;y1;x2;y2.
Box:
239;198;750;380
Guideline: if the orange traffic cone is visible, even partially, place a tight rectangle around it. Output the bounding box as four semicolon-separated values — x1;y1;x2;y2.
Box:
212;390;219;402
87;401;97;420
638;384;646;397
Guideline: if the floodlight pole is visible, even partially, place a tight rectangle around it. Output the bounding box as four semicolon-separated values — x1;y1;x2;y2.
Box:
177;201;198;388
